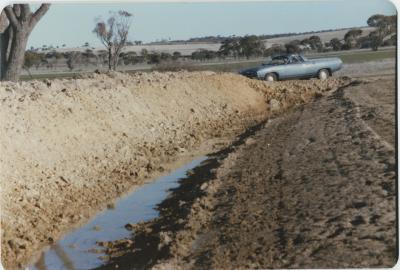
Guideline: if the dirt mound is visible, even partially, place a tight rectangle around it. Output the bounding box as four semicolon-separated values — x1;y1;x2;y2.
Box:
0;71;349;268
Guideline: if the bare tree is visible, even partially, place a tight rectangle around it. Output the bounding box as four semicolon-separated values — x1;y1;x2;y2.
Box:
93;10;132;71
0;4;50;81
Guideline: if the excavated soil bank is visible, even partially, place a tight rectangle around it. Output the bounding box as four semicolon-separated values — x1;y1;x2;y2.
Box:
0;71;348;268
97;77;396;269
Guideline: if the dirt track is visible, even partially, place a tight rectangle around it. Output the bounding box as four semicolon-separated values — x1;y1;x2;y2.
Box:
99;77;397;269
0;71;349;268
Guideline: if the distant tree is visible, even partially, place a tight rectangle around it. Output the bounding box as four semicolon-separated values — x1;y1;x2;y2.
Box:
65;51;81;71
309;36;323;51
82;49;96;66
369;31;383;51
344;29;362;49
301;35;323;51
172;51;181;60
148;52;161;64
97;50;108;65
366;14;396;50
160;52;172;61
134;40;142;45
285;40;302;53
340;43;351;50
93;10;133;70
218;38;240;58
264;44;286;57
356;36;371;49
390;34;397;45
121;51;139;65
83;42;89;47
23;51;41;77
191;49;217;61
35;53;45;69
53;51;63;60
0;4;50;81
329;38;342;51
239;35;265;59
140;48;148;61
367;14;396;32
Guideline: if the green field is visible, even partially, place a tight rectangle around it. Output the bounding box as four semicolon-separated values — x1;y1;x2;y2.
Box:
20;48;395;80
312;49;396;64
189;49;396;73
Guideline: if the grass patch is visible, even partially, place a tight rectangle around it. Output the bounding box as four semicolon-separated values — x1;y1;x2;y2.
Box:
314;49;396;64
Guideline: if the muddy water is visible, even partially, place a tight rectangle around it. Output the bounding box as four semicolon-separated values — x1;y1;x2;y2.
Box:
28;157;207;270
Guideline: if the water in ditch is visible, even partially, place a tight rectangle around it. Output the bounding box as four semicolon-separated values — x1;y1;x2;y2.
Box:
28;157;207;270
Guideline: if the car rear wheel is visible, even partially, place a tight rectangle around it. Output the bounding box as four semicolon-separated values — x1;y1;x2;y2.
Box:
318;69;330;80
265;73;277;82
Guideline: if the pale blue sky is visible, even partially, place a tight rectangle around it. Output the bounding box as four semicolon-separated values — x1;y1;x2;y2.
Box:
26;0;397;48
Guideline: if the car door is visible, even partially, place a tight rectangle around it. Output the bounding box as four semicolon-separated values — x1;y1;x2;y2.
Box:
280;56;304;78
299;57;317;77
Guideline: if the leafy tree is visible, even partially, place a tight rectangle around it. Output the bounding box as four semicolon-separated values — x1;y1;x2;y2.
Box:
285;40;302;53
140;48;148;60
191;49;217;61
148;52;161;64
264;44;286;57
344;29;362;49
329;38;342;51
160;52;172;61
366;14;396;50
93;10;133;70
239;35;265;59
172;51;181;61
121;51;139;65
82;49;96;66
369;31;383;51
356;36;371;49
218;38;240;58
301;35;323;51
23;51;41;77
0;4;50;81
340;43;351;50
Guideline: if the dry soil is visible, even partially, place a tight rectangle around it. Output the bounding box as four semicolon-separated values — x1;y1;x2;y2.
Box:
0;71;348;268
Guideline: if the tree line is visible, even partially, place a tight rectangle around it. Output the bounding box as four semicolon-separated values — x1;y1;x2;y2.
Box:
203;14;396;60
0;5;397;82
22;48;185;74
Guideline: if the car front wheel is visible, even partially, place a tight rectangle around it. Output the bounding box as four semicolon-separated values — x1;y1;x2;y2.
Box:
265;73;278;82
318;69;330;80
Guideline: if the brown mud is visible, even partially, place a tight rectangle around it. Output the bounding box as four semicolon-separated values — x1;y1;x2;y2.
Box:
98;77;396;269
